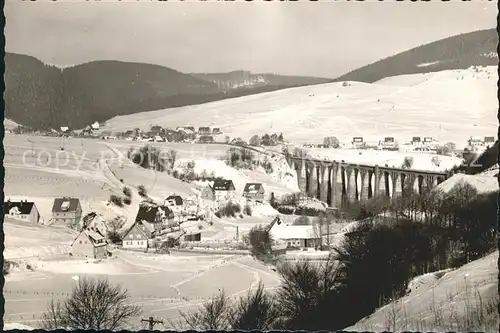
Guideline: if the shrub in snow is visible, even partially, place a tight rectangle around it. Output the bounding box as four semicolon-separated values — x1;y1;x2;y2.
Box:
244;204;253;216
294;206;323;217
436;142;456;156
165;236;180;248
216;202;242;218
122;187;132;197
107;231;122;244
431;155;441;167
293;215;310;225
402;156;414;169
137;185;148;197
226;147;256;169
323;136;340;148
3;260;12;276
279;193;301;206
249;134;262;146
247;225;273;257
263;161;274;174
109;195;123;207
123;197;131;205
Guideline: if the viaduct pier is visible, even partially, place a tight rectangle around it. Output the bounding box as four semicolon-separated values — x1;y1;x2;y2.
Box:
285;156;453;208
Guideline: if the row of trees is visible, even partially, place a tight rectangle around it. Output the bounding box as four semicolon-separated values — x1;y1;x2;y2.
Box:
249;133;284;147
127;145;177;172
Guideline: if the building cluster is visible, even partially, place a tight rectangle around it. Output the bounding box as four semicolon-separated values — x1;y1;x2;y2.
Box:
305;135;497;153
4;180;269;255
117;125;224;144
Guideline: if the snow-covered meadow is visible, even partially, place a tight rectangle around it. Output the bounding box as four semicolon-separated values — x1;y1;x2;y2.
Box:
102;66;497;148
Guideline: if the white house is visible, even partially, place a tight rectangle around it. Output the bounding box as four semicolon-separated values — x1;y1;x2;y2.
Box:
268;217;320;249
70;228;108;259
198;184;216;220
212;179;236;206
122;220;156;251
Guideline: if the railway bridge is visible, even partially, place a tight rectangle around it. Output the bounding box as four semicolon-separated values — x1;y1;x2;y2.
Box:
285;156;453;208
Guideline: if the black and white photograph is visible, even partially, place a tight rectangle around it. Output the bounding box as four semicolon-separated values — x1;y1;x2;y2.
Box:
3;1;499;331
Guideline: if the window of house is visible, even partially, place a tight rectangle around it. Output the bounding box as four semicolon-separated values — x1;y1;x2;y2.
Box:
79;240;82;244
129;234;134;239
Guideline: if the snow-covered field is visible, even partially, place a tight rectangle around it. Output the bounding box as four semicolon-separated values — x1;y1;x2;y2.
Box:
4;217;78;260
4;250;281;329
102;66;497;148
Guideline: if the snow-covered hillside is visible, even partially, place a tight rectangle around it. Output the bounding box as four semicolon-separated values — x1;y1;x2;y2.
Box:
103;66;497;148
348;251;498;332
4;118;19;131
436;173;498;194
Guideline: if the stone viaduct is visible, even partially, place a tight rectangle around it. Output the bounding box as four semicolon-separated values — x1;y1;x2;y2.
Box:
285;156;453;208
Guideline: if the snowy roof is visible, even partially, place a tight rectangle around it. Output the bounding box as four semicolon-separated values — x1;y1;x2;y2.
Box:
213;179;235;191
243;183;264;194
3;200;36;215
72;228;106;247
85;229;105;243
166;195;183;206
52;197;80;213
140;220;156;233
136;203;173;222
269;223;319;240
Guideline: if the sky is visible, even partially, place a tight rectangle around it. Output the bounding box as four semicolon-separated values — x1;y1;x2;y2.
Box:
5;0;497;78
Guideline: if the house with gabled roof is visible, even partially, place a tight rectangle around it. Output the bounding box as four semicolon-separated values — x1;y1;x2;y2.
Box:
135;202;175;230
166;195;183;206
242;183;265;202
51;197;82;228
198;184;216;220
198;126;211;135
4;199;40;224
212;179;236;204
70;227;108;259
122;220;156;251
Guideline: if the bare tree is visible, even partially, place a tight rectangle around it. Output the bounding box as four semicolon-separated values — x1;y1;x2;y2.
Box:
174;289;232;330
107;216;125;234
42;277;141;330
274;254;341;329
41;299;67;330
230;281;279;330
168;149;178;169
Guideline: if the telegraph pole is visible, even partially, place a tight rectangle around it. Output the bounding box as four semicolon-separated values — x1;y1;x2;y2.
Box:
141;316;163;330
